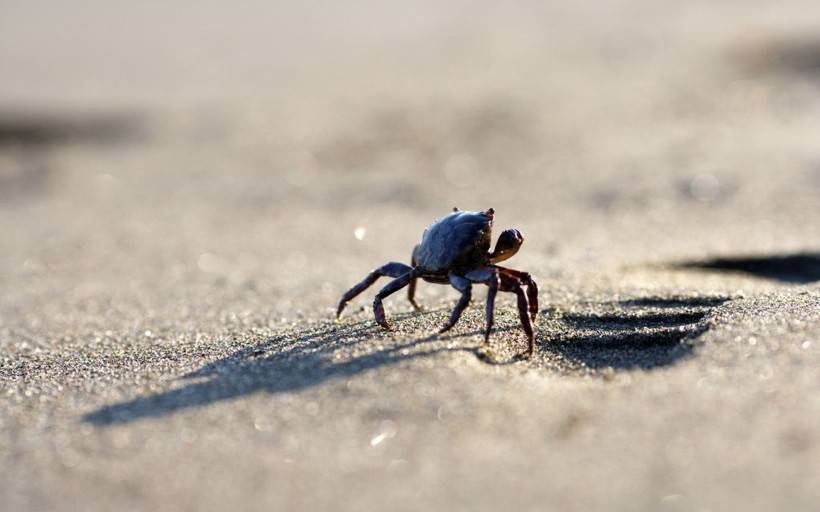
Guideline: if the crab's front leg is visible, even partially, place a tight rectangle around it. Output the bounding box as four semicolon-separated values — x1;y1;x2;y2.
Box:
373;269;418;329
497;266;539;322
497;271;536;356
337;262;415;320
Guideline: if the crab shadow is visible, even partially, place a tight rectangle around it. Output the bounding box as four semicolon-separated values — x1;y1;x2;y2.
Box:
83;309;482;426
84;296;731;425
539;296;731;371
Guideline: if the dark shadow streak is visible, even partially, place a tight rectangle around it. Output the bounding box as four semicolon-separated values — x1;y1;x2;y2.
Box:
0;111;147;200
619;297;730;308
544;328;706;371
563;311;707;329
674;253;820;283
0;111;145;148
738;36;820;78
541;298;725;371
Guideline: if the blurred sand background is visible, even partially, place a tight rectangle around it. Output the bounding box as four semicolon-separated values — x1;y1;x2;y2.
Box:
1;1;820;510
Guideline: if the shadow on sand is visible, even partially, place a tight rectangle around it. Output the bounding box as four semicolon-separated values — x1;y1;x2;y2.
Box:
539;296;730;372
674;252;820;283
84;310;471;426
84;296;730;426
0;111;144;148
0;111;147;201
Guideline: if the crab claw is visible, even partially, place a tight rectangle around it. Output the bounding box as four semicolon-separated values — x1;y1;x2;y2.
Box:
485;207;495;217
489;228;524;264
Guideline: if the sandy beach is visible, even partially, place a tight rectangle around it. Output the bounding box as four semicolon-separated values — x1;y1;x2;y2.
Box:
2;2;819;510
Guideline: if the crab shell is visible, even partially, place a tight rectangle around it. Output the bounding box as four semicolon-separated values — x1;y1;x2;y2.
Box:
414;209;494;276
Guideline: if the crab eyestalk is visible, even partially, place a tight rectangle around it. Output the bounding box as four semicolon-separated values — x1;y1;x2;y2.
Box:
489;229;524;264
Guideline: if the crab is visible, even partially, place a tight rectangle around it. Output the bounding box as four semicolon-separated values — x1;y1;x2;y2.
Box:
336;207;539;356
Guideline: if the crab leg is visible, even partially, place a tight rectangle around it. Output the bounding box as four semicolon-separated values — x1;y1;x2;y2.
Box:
407;245;423;311
337;262;415;319
496;266;539;322
438;274;472;334
484;274;499;343
498;271;535;356
373;269;418;330
464;267;500;343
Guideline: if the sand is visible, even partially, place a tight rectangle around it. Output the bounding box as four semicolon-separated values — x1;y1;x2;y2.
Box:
1;1;819;510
